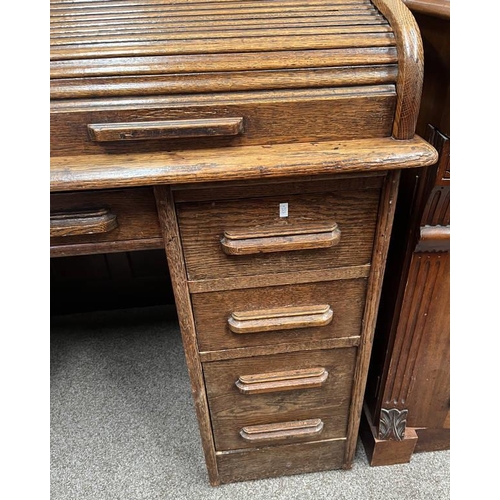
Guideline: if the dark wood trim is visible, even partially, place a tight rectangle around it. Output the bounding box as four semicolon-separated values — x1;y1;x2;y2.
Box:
404;0;450;19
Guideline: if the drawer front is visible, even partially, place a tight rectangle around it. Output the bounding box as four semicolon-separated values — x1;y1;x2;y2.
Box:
50;188;161;250
216;438;346;484
177;188;380;280
203;348;356;451
50;88;395;157
192;279;367;352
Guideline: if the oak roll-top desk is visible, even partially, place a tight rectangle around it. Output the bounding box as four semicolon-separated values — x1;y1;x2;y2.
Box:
50;0;437;486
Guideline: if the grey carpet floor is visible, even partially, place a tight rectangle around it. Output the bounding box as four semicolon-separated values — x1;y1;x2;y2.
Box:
51;305;450;500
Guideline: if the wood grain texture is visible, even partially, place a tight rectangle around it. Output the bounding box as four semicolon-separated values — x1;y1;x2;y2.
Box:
343;169;401;467
50;136;438;192
199;337;361;363
221;223;341;256
372;0;423;139
240;419;324;444
173;173;385;203
50;47;398;80
188;264;371;294
203;347;356;451
50;237;164;258
216;438;346;484
50;207;117;237
404;0;450;19
51;33;395;60
228;305;333;335
236;367;329;395
192;279;367;352
51;65;398;99
153;185;220;486
50;87;396;156
49;0;432;484
381;252;445;408
178;189;379;280
87;117;244;142
50;187;161;252
382;252;449;430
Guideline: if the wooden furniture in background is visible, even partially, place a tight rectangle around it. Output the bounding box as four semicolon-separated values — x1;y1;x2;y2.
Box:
50;0;436;485
361;0;450;465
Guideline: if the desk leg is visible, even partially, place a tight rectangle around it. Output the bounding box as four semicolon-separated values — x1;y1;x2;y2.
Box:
154;186;220;486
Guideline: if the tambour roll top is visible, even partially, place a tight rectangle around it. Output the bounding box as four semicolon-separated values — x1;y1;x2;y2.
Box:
50;0;398;98
50;0;430;191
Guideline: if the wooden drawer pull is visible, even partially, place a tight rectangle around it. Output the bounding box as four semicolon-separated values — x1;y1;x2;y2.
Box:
240;419;324;443
87;117;244;142
236;367;328;395
50;208;118;237
221;222;340;255
228;304;333;334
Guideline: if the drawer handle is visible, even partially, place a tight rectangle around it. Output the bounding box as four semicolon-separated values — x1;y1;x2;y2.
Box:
240;419;324;443
50;208;118;237
236;367;328;395
221;222;340;255
87;117;244;142
228;304;333;334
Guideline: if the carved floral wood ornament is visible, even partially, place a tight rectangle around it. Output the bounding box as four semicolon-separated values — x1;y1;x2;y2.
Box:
379;408;409;440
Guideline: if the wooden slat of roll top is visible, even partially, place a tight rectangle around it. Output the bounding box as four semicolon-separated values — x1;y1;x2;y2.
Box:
50;9;377;30
50;47;398;79
51;1;374;17
51;33;396;60
51;0;372;8
50;13;387;39
51;65;398;99
50;16;388;39
50;6;378;24
50;11;385;31
51;25;393;48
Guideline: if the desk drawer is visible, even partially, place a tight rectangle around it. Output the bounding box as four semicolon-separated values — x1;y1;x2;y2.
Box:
203;348;356;451
192;279;367;352
50;188;162;256
177;185;381;281
50;88;395;157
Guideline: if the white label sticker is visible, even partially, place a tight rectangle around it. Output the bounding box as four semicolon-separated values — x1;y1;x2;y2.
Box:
279;203;289;218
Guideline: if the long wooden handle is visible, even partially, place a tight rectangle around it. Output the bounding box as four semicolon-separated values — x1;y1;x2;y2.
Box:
221;222;340;255
50;208;118;237
236;367;328;395
228;304;333;334
240;419;324;443
87;117;244;142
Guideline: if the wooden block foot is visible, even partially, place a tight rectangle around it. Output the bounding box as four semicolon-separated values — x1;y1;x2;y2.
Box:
360;404;418;466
